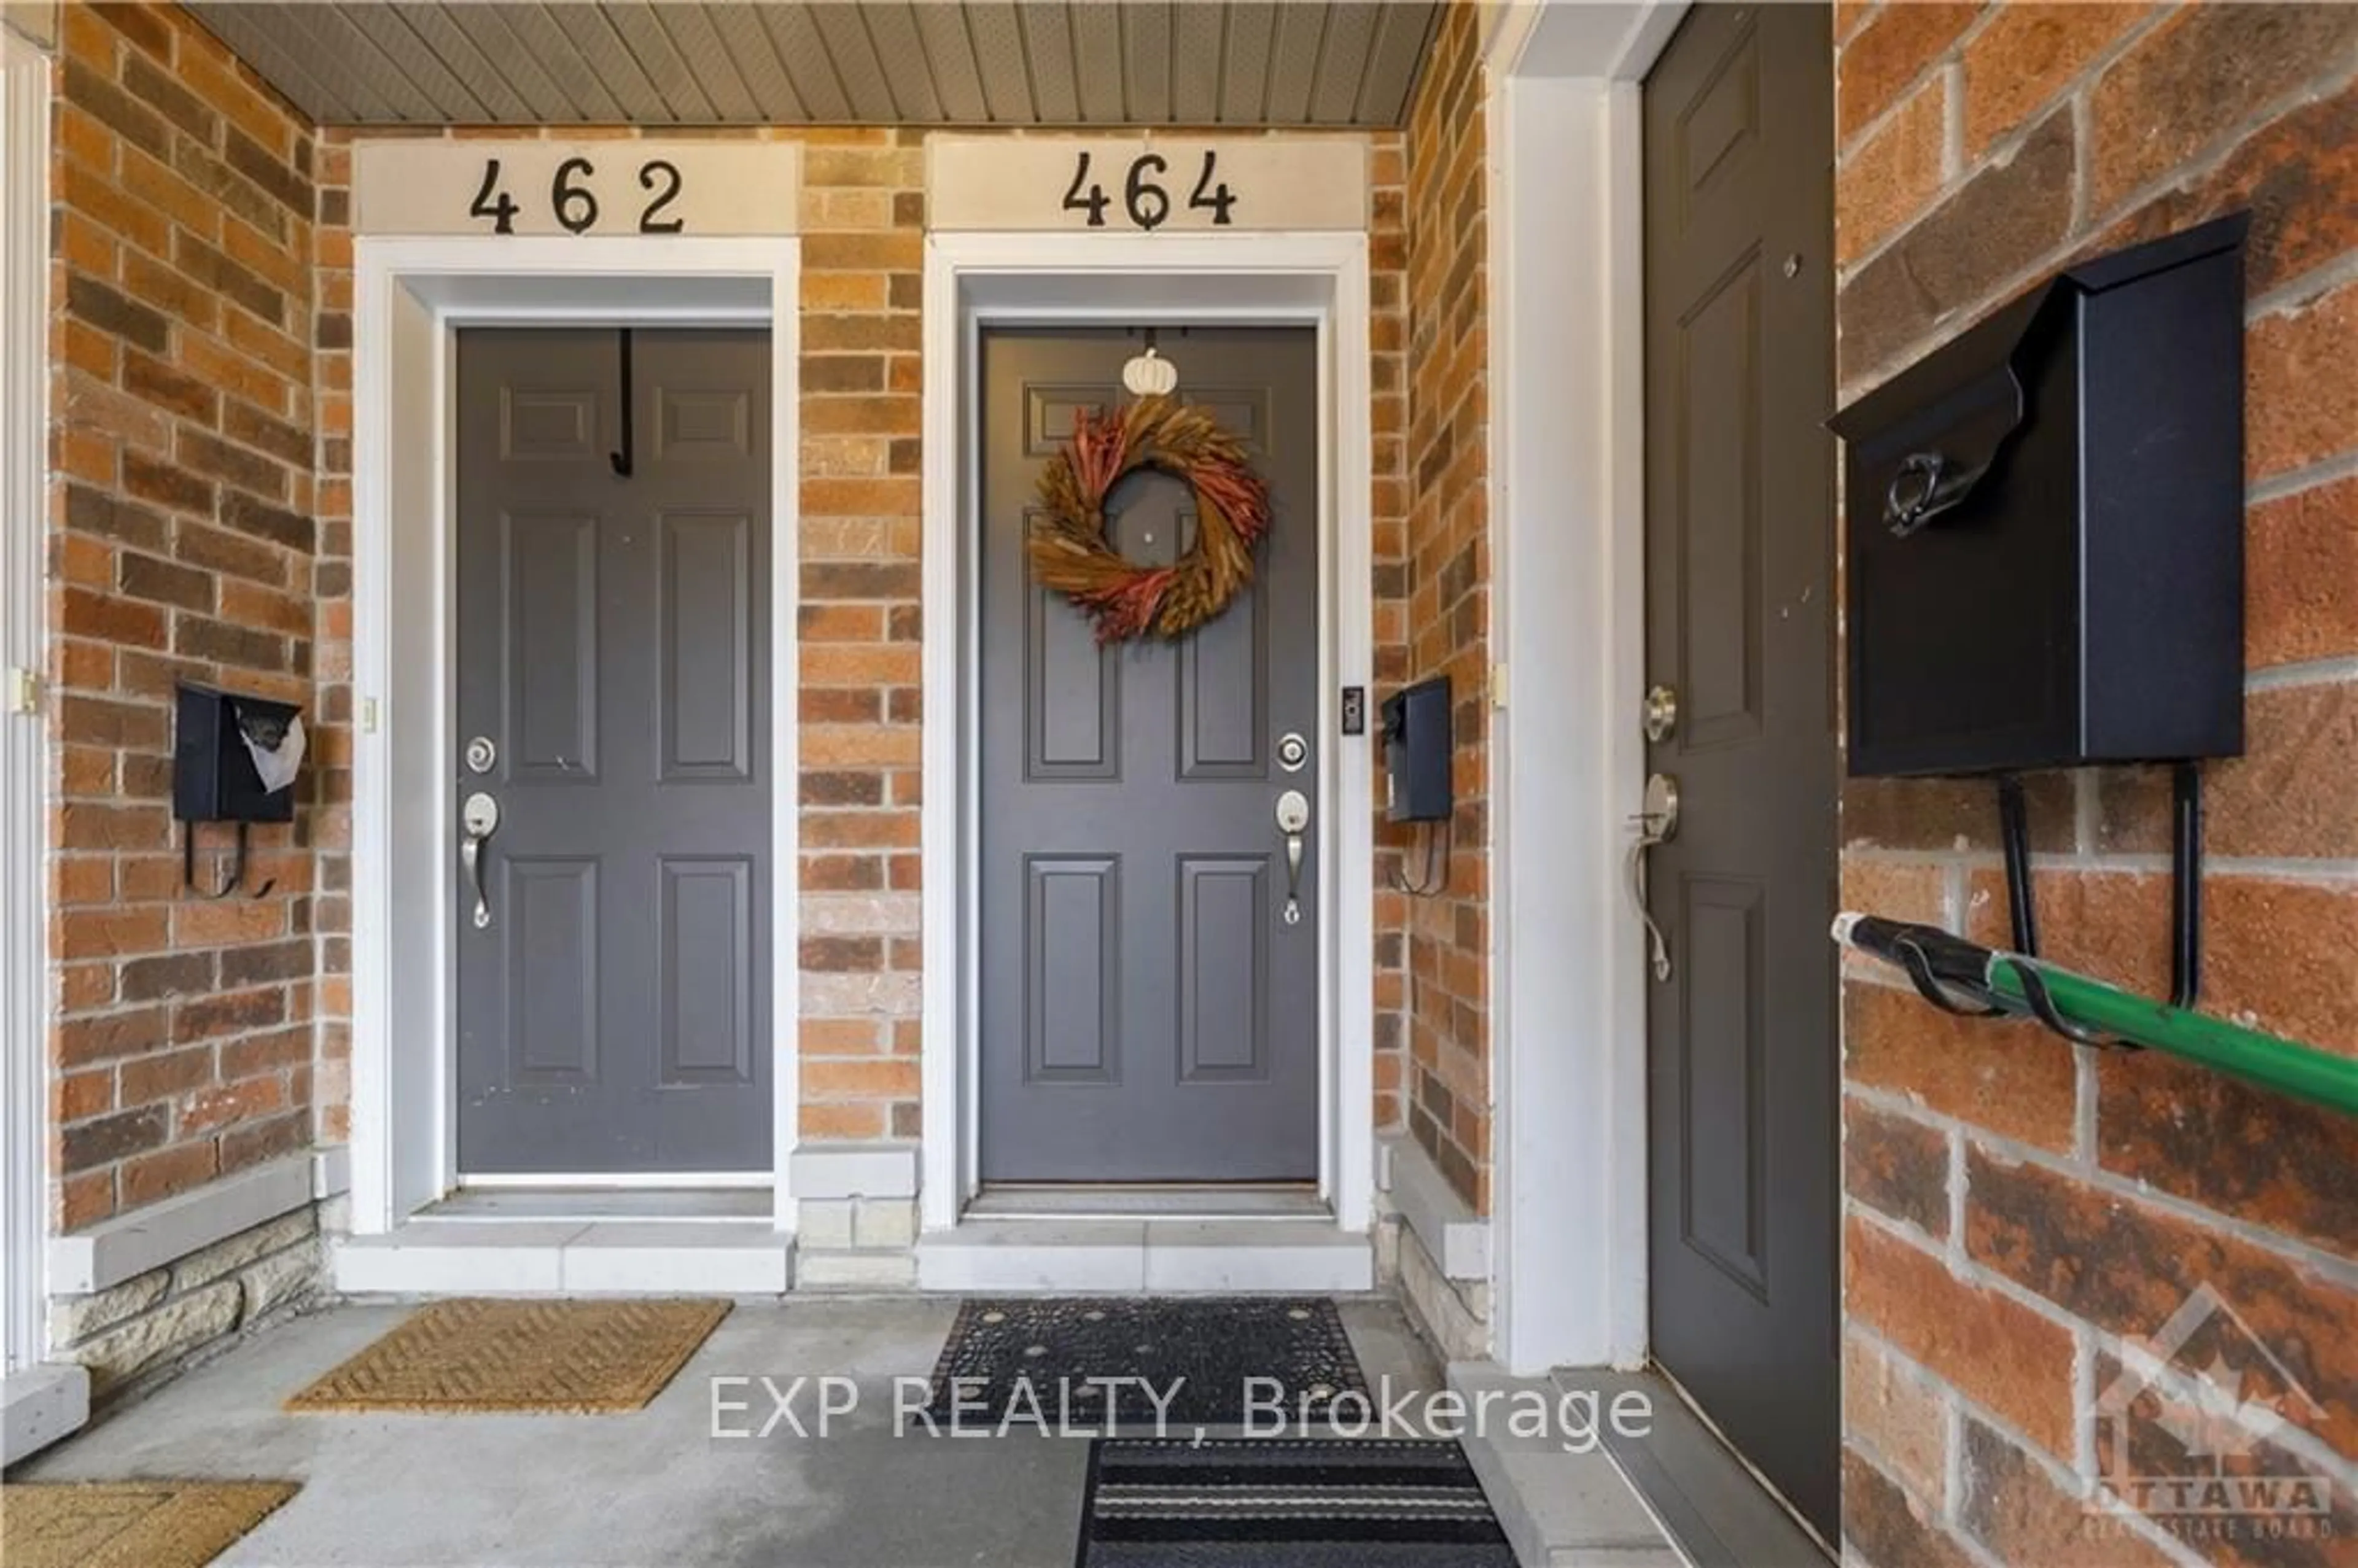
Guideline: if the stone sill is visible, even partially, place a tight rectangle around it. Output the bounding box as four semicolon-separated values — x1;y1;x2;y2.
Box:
49;1147;348;1297
1377;1133;1490;1282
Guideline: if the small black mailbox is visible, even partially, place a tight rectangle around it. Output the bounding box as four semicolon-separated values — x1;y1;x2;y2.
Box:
173;683;300;825
1828;212;2249;778
1382;675;1453;824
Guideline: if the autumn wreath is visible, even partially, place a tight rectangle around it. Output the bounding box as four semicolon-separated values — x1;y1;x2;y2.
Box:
1029;395;1273;644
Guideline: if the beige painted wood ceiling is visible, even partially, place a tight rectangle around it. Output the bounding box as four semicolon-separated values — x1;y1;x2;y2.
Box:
186;3;1441;126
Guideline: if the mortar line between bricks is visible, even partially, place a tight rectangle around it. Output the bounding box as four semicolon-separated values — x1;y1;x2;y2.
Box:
1834;0;2009;166
1847;847;2358;884
1833;1;2172;287
1843;1085;2358;1291
1839;1198;2358;1508
2249;448;2358;506
1845;53;2358;394
2249;245;2358;320
1867;1320;2216;1566
1848;1316;2206;1568
2106;1334;2358;1494
2247;654;2358;693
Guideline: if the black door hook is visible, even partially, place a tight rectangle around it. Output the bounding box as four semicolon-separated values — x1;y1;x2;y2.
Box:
610;327;635;477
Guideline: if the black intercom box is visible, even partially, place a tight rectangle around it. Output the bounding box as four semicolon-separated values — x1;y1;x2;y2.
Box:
173;683;299;825
1382;675;1452;824
1827;212;2249;778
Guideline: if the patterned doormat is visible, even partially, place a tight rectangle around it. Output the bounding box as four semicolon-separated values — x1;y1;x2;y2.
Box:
1076;1438;1515;1566
922;1297;1368;1429
285;1297;730;1413
1;1480;298;1568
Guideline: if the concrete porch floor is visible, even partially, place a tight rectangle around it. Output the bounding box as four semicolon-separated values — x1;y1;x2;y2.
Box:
9;1295;1675;1567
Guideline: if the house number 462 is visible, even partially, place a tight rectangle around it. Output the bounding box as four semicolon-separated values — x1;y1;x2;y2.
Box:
1062;150;1236;230
468;155;687;235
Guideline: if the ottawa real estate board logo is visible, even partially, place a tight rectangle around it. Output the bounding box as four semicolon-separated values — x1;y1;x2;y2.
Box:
2090;1284;2338;1546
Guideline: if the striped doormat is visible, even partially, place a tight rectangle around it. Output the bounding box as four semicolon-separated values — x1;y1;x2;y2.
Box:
1076;1438;1516;1566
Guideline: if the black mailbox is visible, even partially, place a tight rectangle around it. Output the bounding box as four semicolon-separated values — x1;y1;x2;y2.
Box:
1827;212;2249;778
173;683;300;825
1382;675;1453;824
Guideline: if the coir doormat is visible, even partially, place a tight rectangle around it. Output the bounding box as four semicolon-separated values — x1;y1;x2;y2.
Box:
285;1297;729;1414
1076;1438;1516;1566
1;1480;298;1568
922;1297;1368;1428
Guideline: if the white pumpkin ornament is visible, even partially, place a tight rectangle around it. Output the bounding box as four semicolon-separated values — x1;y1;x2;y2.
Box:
1122;344;1178;397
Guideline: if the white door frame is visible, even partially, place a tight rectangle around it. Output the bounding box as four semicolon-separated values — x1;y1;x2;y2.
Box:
1485;2;1686;1373
1;26;52;1376
349;236;801;1233
918;231;1376;1235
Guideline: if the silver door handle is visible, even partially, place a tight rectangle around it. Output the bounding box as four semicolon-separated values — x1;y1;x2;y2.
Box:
1275;788;1310;926
461;791;500;929
1627;774;1679;981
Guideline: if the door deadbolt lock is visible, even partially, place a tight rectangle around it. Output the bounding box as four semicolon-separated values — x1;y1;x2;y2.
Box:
1277;732;1309;773
465;735;497;774
1643;685;1679;743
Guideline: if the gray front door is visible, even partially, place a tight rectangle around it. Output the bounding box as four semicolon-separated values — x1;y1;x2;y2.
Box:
454;328;772;1175
978;328;1320;1182
1641;2;1841;1540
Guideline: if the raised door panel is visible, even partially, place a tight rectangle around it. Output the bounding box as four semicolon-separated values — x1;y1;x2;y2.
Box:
659;510;753;781
1027;855;1121;1082
502;510;601;782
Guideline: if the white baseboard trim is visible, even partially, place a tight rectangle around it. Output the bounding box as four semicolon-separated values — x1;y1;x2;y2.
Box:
788;1142;919;1200
915;1219;1373;1294
47;1153;321;1296
1377;1134;1490;1282
333;1219;795;1295
1;1361;88;1465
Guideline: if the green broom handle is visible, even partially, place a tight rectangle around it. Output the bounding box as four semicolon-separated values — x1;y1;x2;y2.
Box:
1833;914;2358;1119
1979;952;2358;1117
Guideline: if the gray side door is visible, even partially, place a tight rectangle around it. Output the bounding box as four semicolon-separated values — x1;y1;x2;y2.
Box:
978;328;1321;1182
455;328;772;1175
1641;2;1841;1540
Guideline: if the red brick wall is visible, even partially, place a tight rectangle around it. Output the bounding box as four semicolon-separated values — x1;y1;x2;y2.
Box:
305;123;1411;1162
1835;4;2358;1560
47;2;319;1232
1394;2;1490;1212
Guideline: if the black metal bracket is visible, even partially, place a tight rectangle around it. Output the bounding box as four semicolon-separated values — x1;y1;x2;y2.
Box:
1994;762;2205;1044
609;327;635;477
2169;761;2203;1009
182;819;274;900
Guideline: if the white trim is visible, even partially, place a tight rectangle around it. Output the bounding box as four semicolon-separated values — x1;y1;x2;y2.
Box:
333;1219;792;1296
918;231;1376;1246
46;1153;317;1297
350;236;801;1241
454;1171;774;1191
1487;10;1671;1374
0;29;50;1381
915;1221;1372;1294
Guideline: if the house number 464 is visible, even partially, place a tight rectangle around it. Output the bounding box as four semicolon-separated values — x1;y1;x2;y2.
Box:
468;155;687;235
1061;150;1235;230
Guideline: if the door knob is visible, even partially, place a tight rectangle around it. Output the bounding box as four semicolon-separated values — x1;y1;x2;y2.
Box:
461;791;500;929
1275;788;1310;926
1627;772;1679;981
